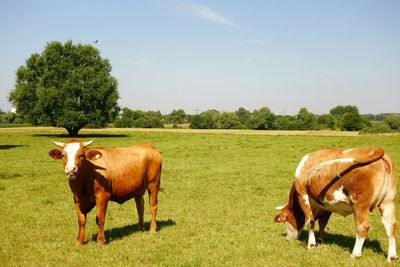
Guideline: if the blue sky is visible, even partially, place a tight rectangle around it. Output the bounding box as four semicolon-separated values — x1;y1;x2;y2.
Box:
0;0;399;115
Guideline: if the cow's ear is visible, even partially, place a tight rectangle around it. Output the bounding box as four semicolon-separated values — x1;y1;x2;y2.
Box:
274;213;287;223
86;149;102;161
49;149;63;160
275;204;287;211
274;204;288;223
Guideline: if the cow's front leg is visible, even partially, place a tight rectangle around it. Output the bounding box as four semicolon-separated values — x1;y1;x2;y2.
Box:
294;183;316;249
75;204;87;245
317;211;332;242
135;196;145;231
95;196;109;245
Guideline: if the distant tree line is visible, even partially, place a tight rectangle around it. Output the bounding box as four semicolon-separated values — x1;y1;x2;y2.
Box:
109;105;400;133
2;105;400;133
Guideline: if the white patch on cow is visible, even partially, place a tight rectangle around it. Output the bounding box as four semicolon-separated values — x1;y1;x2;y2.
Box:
320;157;355;166
64;142;80;173
295;154;309;177
306;219;316;248
351;234;365;258
342;148;355;154
381;214;397;260
387;237;397;261
303;195;310;206
284;221;298;240
322;186;353;217
333;186;348;202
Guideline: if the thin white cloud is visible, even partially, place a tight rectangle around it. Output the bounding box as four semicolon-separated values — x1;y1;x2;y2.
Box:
132;58;152;66
246;39;270;45
182;2;248;31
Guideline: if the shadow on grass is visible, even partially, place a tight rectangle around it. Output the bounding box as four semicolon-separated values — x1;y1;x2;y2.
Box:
297;231;384;256
0;145;26;150
32;133;129;139
92;219;176;244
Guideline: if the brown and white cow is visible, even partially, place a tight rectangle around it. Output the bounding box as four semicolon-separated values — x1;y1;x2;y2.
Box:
49;139;162;245
274;147;397;262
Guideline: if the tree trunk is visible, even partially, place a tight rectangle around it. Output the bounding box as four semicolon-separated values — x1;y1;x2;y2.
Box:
65;127;80;137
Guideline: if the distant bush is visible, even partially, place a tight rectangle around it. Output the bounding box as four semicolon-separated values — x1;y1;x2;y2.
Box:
114;108;163;128
384;114;400;131
361;123;393;134
0;112;25;124
275;116;299;130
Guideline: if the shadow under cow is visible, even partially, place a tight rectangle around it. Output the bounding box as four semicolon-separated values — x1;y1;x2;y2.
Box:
296;231;385;256
0;144;26;150
92;219;176;244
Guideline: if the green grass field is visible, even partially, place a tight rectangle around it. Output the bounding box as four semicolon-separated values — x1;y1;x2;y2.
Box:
0;128;399;266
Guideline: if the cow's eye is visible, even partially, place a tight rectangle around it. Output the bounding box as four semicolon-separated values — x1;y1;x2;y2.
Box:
62;153;66;158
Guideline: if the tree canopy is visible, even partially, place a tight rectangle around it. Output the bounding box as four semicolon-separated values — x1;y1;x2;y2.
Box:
9;40;119;136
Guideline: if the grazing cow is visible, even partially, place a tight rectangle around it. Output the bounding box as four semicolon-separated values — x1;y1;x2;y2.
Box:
274;147;397;262
49;139;162;245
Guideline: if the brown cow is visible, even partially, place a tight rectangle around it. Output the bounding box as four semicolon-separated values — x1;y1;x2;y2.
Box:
49;139;162;245
274;147;397;262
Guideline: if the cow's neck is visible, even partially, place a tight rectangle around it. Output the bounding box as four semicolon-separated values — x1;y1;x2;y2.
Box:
288;183;306;231
68;160;95;197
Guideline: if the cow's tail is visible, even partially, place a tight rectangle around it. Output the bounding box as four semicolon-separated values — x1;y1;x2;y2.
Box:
304;147;385;185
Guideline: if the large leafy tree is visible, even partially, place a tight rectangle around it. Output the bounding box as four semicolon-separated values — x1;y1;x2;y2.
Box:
9;40;119;136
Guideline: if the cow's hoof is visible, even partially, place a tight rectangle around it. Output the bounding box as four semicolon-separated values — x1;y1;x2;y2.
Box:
307;243;316;249
96;239;105;246
350;253;361;259
387;256;398;263
76;239;87;246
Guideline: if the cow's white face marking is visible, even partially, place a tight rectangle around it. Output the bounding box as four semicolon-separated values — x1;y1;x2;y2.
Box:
64;142;81;175
295;154;309;177
285;221;298;240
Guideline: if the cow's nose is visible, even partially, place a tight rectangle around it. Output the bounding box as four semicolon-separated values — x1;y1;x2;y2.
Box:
65;166;78;173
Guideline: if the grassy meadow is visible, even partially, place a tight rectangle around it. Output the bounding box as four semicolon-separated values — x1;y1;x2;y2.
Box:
0;128;399;266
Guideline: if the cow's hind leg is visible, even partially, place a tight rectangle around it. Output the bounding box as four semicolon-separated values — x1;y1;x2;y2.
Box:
147;185;158;233
351;207;370;259
147;163;161;233
379;200;397;262
135;196;145;231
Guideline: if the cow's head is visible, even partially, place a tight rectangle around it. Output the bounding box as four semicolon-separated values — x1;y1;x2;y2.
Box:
274;204;301;240
48;139;101;180
274;183;306;240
